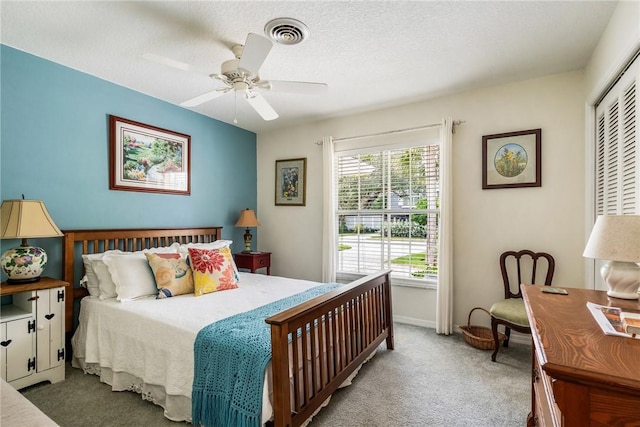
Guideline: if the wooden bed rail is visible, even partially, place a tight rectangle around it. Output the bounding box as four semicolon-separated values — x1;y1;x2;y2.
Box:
62;227;222;337
266;270;394;427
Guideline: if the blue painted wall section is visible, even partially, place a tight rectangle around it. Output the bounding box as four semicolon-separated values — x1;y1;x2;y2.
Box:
0;45;257;282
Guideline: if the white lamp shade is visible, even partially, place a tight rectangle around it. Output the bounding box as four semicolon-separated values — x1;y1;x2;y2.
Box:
1;199;63;239
584;214;640;299
583;215;640;262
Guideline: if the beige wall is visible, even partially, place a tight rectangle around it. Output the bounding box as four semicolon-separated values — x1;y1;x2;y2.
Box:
584;0;640;102
256;70;586;329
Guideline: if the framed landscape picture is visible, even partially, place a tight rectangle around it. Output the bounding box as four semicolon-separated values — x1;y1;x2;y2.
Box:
109;115;191;195
482;128;541;189
275;158;306;206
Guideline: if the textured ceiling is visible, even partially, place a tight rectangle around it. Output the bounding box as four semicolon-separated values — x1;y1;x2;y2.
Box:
0;1;617;134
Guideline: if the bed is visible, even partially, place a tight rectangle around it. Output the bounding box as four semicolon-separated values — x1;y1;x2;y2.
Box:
62;226;394;427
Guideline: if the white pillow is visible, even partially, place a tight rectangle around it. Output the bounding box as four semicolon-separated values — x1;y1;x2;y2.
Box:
82;250;122;299
84;244;179;300
80;259;100;297
102;252;158;302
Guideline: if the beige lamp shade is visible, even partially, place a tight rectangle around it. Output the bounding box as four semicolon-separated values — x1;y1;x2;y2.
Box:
235;209;260;228
1;199;63;239
583;215;640;262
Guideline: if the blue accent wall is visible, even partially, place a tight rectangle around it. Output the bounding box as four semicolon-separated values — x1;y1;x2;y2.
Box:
0;45;257;281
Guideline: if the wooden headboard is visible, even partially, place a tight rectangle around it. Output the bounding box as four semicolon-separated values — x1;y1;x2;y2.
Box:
62;227;222;338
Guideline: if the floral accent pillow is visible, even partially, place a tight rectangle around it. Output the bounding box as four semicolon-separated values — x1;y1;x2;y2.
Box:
187;247;239;296
145;253;194;298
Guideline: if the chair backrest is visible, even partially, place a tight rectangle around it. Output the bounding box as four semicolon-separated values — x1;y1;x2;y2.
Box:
500;250;555;299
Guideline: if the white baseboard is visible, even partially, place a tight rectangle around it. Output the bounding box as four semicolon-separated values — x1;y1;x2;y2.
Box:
393;316;531;346
393;315;435;329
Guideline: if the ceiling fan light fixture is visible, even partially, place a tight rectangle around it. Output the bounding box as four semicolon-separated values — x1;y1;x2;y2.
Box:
264;18;309;45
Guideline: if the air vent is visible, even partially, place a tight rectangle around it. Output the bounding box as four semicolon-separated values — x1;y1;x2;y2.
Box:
264;18;309;45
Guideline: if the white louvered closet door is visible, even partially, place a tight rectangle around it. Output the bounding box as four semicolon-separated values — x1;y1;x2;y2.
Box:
592;54;639;290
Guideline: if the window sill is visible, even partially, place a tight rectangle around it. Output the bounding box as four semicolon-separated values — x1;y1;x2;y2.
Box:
336;272;436;290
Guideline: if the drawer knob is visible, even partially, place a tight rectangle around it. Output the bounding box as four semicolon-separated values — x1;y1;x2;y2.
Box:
259;259;265;265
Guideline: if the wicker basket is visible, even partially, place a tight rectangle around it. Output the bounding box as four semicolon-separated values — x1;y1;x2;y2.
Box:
459;307;507;350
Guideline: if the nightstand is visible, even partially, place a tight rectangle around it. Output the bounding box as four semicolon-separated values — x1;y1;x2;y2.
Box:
0;277;68;389
233;252;271;275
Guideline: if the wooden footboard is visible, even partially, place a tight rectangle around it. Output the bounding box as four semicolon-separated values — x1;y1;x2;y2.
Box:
267;270;394;427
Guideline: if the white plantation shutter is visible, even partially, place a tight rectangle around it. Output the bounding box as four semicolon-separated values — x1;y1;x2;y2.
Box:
592;53;639;289
622;81;638;214
595;57;638;216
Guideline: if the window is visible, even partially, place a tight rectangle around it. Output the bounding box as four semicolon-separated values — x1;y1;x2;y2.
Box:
335;143;440;286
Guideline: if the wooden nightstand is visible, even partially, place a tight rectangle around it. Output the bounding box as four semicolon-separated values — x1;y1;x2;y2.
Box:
233;252;271;275
0;277;68;389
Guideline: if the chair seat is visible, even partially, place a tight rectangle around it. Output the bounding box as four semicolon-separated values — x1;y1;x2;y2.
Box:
489;298;530;327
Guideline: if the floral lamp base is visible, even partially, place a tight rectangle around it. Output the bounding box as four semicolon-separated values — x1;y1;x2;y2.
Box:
1;246;47;284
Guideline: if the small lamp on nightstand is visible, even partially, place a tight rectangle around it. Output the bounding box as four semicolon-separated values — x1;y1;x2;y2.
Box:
583;214;640;299
1;198;63;283
235;208;260;253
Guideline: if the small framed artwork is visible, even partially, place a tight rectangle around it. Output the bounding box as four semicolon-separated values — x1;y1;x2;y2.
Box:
275;158;307;206
109;115;191;195
482;128;541;189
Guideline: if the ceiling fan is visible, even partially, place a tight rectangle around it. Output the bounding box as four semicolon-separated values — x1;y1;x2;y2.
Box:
161;33;327;122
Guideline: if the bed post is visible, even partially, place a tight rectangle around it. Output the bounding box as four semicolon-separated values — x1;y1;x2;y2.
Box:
62;231;76;346
270;323;293;427
384;274;394;350
62;231;81;359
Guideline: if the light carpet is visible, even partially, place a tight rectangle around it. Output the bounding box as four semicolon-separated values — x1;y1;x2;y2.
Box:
19;323;531;426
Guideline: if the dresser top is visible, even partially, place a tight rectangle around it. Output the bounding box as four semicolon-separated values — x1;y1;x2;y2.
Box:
523;284;640;394
0;277;69;296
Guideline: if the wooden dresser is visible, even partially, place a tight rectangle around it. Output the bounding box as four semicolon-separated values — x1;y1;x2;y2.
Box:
522;284;640;427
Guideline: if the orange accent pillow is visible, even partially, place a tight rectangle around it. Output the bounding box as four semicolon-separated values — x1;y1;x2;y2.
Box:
145;252;193;298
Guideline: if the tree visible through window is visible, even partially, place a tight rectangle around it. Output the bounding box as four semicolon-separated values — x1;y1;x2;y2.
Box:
335;144;440;284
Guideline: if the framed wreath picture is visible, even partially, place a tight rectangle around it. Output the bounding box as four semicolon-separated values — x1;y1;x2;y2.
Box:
275;158;306;206
482;128;541;189
109;115;191;195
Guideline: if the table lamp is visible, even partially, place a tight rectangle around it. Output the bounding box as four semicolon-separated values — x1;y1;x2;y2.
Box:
235;208;260;253
0;199;63;283
583;214;640;299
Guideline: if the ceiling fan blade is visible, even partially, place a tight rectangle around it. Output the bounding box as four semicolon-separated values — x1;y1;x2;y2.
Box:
238;33;273;76
245;91;278;121
262;80;328;94
180;89;229;107
143;53;192;72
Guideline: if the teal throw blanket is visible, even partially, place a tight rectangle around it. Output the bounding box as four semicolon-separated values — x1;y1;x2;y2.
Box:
192;283;341;427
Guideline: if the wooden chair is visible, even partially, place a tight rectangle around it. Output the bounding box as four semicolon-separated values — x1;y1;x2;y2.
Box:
490;250;555;362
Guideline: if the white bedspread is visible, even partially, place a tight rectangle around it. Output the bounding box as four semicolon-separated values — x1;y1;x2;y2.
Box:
71;272;326;424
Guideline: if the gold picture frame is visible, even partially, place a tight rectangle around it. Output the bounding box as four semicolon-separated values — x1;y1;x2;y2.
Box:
109;115;191;195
